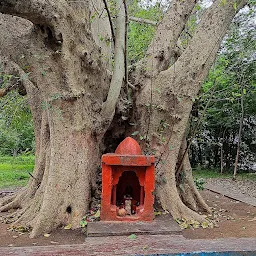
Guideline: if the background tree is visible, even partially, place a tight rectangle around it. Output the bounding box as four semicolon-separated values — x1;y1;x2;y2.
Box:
0;86;34;156
190;7;256;173
0;0;249;237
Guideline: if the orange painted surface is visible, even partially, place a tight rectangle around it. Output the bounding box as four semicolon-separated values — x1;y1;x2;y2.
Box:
101;137;155;221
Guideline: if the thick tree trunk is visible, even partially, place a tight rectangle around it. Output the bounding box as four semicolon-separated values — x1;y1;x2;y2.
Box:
233;84;245;179
132;0;247;221
0;2;111;237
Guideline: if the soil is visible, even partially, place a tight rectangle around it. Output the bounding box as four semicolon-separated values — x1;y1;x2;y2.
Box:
183;189;256;239
0;187;255;247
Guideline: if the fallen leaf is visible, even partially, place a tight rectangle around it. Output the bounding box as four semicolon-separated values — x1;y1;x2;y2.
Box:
187;220;194;225
80;220;88;228
208;222;214;229
201;222;209;229
12;235;18;238
192;221;200;229
50;241;59;244
248;217;256;222
94;210;100;218
44;233;51;237
180;222;189;229
175;218;182;224
64;224;72;230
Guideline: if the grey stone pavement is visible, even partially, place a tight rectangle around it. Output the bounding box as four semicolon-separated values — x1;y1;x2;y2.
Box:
0;235;256;255
205;183;256;207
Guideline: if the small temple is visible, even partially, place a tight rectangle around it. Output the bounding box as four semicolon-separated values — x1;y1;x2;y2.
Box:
101;137;155;221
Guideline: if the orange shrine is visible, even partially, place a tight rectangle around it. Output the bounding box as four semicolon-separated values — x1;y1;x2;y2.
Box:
101;137;155;221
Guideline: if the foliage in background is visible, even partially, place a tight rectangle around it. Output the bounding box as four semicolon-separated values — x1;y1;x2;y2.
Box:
193;168;256;180
127;0;163;64
190;7;256;173
0;91;35;156
194;177;205;190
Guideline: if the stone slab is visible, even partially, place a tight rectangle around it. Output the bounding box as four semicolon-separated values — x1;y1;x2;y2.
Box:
87;216;181;237
205;184;256;207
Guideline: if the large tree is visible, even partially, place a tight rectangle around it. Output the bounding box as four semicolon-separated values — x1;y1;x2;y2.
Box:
0;0;247;237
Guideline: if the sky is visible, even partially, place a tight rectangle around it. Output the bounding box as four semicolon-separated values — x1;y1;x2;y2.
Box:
139;0;213;8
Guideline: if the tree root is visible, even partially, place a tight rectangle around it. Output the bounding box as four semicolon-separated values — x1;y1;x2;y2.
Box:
158;181;206;223
180;152;211;213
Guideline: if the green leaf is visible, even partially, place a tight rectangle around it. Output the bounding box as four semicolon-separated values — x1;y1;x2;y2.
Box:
98;35;104;41
221;0;227;6
41;70;46;76
243;88;246;95
180;222;190;229
233;2;237;10
128;234;137;239
195;4;201;11
131;131;139;136
175;218;183;224
80;220;88;228
155;88;161;94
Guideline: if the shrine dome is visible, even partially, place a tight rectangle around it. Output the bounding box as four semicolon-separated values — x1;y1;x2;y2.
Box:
115;137;142;155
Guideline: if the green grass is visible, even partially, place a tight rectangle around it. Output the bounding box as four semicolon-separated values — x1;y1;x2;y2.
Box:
1;156;255;189
193;168;256;180
0;155;35;188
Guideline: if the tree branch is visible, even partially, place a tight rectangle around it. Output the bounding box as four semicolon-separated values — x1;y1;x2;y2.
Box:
0;82;25;98
102;0;115;45
101;0;126;121
162;0;248;90
143;0;198;76
129;16;157;26
0;0;70;44
0;56;35;98
0;0;68;25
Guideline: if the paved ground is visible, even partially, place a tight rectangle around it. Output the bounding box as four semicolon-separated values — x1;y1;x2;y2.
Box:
0;235;256;255
205;183;256;207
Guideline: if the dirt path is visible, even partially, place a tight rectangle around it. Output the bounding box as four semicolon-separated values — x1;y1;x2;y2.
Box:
183;189;256;239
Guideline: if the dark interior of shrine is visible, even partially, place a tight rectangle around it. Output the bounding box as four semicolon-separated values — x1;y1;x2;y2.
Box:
114;171;144;209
